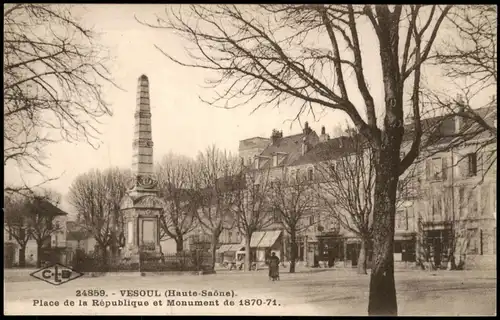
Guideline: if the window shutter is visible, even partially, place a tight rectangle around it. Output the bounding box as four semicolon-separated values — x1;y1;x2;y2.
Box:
480;184;490;217
441;157;448;180
425;159;431;180
478;152;485;176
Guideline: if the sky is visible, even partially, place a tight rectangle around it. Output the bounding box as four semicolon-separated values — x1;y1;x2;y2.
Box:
4;5;490;216
3;5;348;214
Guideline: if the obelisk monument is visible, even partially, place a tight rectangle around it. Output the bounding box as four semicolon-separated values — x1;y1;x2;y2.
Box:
120;75;164;267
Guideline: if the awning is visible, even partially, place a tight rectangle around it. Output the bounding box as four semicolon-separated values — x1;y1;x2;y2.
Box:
256;230;282;248
250;231;267;247
216;244;238;253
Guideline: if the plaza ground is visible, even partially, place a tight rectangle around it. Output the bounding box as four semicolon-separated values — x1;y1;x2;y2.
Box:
4;267;496;316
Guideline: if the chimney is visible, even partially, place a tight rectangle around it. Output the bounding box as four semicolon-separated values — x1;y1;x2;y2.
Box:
302;137;308;155
271;129;282;145
319;125;330;143
455;95;465;134
303;121;312;135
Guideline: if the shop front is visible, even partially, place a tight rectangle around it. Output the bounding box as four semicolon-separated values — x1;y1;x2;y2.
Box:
394;233;417;263
315;233;344;267
254;230;282;263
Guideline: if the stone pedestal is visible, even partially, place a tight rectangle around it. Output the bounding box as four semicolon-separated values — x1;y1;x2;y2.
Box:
120;193;164;267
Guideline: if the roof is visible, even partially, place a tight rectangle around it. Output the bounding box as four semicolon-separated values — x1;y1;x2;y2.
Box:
28;198;68;217
291;135;366;166
404;106;496;147
238;137;271;151
258;131;319;169
292;106;496;166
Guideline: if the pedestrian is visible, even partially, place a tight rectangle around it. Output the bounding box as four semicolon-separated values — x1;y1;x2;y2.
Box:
268;252;280;281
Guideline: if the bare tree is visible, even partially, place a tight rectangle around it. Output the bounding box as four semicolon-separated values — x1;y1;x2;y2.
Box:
68;167;129;267
314;131;375;274
193;145;240;271
314;127;419;274
24;189;65;267
103;168;131;261
269;171;317;273
156;153;199;253
4;192;32;267
4;189;65;268
434;4;496;118
4;4;118;192
232;164;274;271
138;4;453;314
423;5;497;176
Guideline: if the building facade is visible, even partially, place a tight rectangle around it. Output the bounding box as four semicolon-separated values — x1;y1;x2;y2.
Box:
232;107;496;270
158;108;496;271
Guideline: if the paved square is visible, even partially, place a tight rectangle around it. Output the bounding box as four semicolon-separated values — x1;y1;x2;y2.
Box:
4;268;496;316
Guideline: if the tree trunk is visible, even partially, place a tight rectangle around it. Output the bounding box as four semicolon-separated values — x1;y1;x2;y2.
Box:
368;141;400;316
100;245;108;270
18;245;27;268
175;236;184;253
289;231;297;273
448;236;457;270
244;233;252;272
110;233;118;264
209;233;219;272
36;243;43;268
357;238;368;275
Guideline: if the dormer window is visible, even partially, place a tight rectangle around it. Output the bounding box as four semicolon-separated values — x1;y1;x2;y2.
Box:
273;154;278;167
307;168;314;181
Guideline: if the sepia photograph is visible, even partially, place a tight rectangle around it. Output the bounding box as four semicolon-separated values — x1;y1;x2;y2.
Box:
3;4;497;316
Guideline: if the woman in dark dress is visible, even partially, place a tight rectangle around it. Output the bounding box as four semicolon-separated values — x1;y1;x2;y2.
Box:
268;252;280;281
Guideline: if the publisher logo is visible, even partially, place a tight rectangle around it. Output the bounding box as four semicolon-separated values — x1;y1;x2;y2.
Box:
30;263;84;286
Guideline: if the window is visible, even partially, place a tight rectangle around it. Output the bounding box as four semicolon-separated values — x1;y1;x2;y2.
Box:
309;215;315;226
467;153;478;176
467;228;479;254
468;190;478;218
307;168;314;181
273;208;281;223
396;210;408;230
273;154;278;167
431;196;442;221
426;157;447;181
480;184;492;217
394;241;403;254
